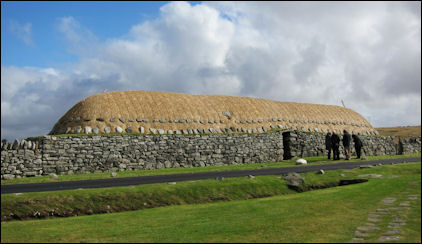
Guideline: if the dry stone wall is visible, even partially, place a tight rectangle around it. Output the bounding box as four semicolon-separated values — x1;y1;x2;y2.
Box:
2;133;283;179
288;131;401;158
399;137;422;155
1;132;420;180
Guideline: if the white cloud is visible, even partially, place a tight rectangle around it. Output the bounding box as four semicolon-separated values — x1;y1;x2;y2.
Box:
8;20;34;47
1;1;421;141
57;16;99;56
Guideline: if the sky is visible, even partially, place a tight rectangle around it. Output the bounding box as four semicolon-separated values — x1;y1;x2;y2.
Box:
1;1;421;141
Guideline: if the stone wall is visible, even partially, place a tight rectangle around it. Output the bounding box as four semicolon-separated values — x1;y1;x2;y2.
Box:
2;133;283;179
399;137;421;155
1;139;43;179
1;131;420;179
287;131;398;158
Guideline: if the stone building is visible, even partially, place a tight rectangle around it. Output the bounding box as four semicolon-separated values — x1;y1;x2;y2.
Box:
7;90;418;180
49;90;377;136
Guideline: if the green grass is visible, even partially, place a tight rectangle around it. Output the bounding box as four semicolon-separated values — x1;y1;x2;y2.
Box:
1;174;297;221
5;156;418;222
2;153;420;185
1;162;420;243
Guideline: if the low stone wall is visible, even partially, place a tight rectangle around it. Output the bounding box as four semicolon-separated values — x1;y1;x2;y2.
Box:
1;139;43;179
2;133;284;179
1;132;420;180
399;137;421;155
288;131;398;158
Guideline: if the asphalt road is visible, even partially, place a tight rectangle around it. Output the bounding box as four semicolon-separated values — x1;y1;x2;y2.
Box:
1;157;420;194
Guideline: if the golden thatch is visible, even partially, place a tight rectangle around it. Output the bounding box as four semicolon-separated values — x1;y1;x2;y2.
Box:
50;90;376;135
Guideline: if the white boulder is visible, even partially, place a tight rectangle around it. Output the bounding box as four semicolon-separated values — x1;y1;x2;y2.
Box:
296;158;307;165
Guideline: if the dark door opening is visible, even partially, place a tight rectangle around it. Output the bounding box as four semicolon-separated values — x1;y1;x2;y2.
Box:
283;132;292;160
397;137;404;155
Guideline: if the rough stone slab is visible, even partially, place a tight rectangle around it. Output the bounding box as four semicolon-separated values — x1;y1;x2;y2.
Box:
368;213;380;218
358;174;382;178
391;213;406;217
365;222;376;226
384;229;402;235
376;209;389;213
387;225;400;229
357;226;380;231
392;218;406;223
367;218;381;222
347;238;365;243
354;231;370;237
390;222;406;226
382;198;396;205
378;236;401;242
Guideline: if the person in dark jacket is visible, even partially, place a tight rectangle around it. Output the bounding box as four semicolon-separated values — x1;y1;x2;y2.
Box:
325;132;332;159
342;129;351;160
352;134;363;159
331;131;340;160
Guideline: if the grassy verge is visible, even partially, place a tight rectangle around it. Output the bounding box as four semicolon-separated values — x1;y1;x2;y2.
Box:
1;162;420;243
1;174;296;221
2;153;420;185
2;159;420;222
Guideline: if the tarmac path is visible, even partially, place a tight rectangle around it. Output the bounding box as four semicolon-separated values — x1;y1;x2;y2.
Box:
1;157;420;194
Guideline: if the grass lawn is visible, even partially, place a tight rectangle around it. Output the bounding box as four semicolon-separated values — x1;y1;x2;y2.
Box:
1;161;420;243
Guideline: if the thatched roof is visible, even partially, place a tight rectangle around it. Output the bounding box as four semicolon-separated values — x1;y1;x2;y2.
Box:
49;90;377;135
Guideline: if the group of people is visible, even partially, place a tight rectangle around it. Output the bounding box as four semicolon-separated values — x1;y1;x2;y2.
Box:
325;130;363;160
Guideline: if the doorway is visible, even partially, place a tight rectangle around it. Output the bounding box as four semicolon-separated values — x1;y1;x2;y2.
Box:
282;132;292;160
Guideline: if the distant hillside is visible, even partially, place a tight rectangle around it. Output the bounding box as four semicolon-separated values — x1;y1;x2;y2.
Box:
376;125;421;138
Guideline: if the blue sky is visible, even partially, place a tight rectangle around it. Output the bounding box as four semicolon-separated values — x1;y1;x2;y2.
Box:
2;1;171;67
1;1;421;141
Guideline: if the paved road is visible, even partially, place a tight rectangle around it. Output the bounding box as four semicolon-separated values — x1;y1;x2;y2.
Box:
1;157;420;194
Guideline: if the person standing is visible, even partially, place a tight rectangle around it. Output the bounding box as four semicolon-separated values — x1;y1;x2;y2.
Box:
352;134;363;159
342;129;351;160
331;131;340;160
325;132;332;159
